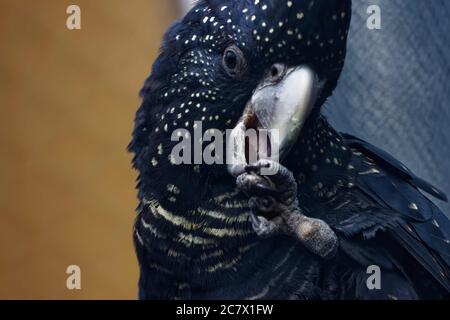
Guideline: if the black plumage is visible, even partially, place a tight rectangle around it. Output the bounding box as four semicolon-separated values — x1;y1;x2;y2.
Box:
129;0;450;299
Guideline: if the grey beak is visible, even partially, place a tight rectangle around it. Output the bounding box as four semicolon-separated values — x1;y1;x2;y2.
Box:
227;65;322;177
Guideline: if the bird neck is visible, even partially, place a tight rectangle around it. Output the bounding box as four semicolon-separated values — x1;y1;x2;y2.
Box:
284;114;353;201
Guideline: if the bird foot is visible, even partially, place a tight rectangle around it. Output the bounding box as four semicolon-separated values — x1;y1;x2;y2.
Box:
237;159;338;259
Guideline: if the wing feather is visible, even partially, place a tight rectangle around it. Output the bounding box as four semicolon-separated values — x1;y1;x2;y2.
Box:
342;133;448;202
341;134;450;293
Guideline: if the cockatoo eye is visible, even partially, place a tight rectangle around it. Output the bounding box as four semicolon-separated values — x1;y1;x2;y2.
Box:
222;45;247;78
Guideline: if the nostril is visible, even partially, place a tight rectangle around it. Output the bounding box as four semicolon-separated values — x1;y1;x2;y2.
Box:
269;63;285;82
271;66;279;78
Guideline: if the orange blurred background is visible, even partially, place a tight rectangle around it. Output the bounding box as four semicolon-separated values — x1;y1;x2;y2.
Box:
0;0;180;299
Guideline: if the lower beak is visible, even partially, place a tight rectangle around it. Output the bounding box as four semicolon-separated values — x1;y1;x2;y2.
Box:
227;65;321;177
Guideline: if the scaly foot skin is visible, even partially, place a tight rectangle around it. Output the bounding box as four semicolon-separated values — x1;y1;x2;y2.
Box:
236;159;339;259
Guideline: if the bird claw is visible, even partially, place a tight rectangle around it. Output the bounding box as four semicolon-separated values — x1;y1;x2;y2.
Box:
249;196;277;215
253;184;281;197
250;213;282;238
237;160;299;240
289;216;339;259
237;160;339;259
236;171;279;198
245;161;272;174
238;159;298;206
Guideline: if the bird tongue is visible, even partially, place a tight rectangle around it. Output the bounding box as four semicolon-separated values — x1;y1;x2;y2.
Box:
242;106;272;165
227;66;320;178
227;104;273;178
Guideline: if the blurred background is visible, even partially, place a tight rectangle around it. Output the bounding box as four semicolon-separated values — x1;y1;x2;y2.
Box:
0;0;449;300
0;0;182;300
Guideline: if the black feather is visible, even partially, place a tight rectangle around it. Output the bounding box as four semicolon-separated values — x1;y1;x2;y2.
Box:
340;134;450;293
342;133;448;202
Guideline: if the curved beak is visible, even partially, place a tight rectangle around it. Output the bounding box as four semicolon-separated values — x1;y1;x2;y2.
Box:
228;65;322;177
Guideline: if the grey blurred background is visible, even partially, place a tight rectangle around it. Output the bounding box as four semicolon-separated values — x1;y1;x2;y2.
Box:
326;0;450;214
180;0;450;213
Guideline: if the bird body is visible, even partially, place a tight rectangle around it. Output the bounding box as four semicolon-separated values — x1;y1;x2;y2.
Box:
133;116;450;299
130;0;450;299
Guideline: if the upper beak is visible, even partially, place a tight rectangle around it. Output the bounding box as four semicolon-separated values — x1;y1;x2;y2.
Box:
251;64;321;159
227;64;322;177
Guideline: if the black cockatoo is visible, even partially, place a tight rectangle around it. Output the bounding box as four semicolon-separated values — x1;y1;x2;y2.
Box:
129;0;450;299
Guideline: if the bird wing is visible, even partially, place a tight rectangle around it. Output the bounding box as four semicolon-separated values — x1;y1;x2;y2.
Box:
338;133;450;294
342;133;447;202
